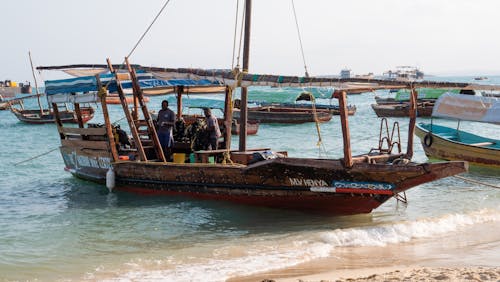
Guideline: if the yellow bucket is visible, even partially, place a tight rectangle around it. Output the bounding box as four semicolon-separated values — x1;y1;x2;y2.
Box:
173;153;186;163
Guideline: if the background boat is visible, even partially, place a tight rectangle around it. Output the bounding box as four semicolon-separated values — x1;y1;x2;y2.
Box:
233;106;333;123
11;105;95;124
371;101;434;117
415;93;500;168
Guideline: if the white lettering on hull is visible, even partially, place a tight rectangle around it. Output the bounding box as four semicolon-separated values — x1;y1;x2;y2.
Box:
62;151;111;170
289;177;328;187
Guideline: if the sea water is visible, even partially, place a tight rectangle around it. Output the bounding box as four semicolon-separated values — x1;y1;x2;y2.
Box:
0;76;498;281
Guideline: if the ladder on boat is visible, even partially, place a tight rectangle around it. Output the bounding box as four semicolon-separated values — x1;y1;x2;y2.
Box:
107;58;166;162
370;118;402;154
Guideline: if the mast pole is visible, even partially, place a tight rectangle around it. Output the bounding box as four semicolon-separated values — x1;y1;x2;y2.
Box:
338;91;353;168
406;85;417;159
239;0;252;152
28;51;44;116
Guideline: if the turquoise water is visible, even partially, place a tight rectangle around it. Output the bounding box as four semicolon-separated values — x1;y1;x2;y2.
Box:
0;77;499;281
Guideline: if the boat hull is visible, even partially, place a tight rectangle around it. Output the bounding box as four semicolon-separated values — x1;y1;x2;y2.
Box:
60;144;467;214
257;102;357;116
415;123;500;168
371;102;433;117
11;107;95;124
233;107;333;123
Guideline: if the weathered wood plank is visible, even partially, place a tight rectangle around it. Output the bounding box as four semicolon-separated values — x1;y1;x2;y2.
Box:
61;127;107;136
62;139;109;150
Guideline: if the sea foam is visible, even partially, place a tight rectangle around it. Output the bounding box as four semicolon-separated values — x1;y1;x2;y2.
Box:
103;208;500;282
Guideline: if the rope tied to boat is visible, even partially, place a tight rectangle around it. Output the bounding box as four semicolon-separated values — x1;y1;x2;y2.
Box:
13;147;59;166
453;175;500;189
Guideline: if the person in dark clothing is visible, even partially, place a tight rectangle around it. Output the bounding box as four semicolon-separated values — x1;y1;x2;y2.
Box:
157;100;175;160
203;108;221;150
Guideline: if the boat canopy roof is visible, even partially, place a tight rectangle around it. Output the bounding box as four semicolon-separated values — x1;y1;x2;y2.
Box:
44;73;224;103
38;64;500;95
432;93;500;124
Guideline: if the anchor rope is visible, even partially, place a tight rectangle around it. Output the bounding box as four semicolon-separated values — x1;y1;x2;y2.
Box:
14;147;59;166
453;175;500;189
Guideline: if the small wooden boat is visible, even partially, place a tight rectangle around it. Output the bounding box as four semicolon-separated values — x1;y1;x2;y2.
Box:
230;119;259;135
106;94;149;104
255;102;356;116
415;93;500;168
10;106;94;124
416;123;500;168
371;101;434;117
233;106;333;123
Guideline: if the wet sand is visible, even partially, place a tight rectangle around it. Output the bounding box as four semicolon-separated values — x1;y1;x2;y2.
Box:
230;220;500;282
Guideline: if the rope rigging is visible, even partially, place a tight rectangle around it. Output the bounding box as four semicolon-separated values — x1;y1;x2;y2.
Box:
127;0;173;59
291;0;310;78
231;0;241;70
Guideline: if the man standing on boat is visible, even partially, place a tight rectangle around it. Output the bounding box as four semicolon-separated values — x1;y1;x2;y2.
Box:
157;100;175;160
203;108;221;150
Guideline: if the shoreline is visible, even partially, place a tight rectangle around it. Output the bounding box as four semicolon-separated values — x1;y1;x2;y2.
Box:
230;220;500;282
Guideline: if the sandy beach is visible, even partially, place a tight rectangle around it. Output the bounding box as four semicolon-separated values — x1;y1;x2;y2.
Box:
232;266;500;282
277;266;500;282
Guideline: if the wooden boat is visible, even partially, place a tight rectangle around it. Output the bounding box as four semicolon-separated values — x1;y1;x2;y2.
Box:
230;119;259;135
38;59;472;215
233;106;333;123
38;0;475;215
11;106;94;124
415;93;500;168
255;102;356;116
371;101;434;117
0;99;22;110
416;123;499;168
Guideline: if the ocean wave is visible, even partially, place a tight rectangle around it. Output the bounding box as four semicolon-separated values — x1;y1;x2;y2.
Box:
319;208;500;248
100;208;500;282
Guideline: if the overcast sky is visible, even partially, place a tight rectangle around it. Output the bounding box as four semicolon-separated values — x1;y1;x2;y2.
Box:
2;0;500;82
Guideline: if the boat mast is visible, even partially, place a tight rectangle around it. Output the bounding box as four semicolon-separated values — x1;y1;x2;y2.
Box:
28;51;44;116
238;0;252;152
405;85;417;159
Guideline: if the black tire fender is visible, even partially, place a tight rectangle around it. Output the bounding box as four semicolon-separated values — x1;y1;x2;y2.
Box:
423;133;433;147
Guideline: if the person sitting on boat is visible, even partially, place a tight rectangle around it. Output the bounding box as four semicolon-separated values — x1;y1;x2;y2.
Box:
157;100;176;160
203;107;221;150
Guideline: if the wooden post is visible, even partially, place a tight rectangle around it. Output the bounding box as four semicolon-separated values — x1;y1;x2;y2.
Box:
74;103;84;128
52;103;65;140
239;0;252;152
223;86;232;149
125;57;166;163
338;91;353;168
176;86;183;120
96;75;119;162
107;58;147;161
406;86;417;159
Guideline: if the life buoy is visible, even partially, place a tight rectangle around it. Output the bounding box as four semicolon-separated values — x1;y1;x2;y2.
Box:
423;133;433;147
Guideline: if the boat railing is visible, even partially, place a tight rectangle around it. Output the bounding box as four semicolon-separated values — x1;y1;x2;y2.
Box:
370;118;402;155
